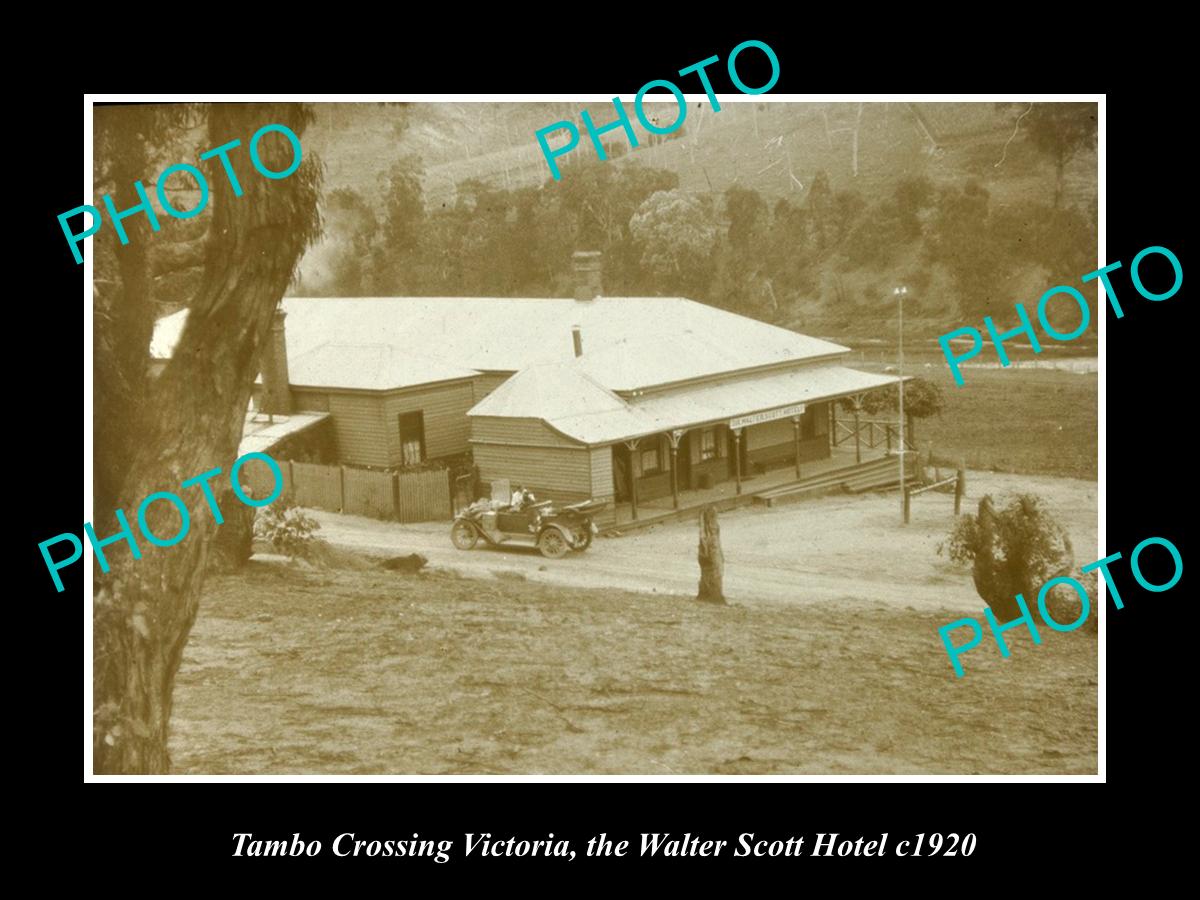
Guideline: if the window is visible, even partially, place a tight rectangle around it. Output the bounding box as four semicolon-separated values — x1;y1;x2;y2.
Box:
398;411;426;466
640;446;661;474
700;428;718;461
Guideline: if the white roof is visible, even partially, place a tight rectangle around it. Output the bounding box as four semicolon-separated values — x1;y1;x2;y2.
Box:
237;410;330;456
151;297;849;393
466;363;626;420
471;361;901;445
288;342;477;390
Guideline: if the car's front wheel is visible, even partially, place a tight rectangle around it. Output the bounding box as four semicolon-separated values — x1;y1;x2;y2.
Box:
537;527;569;559
451;520;478;550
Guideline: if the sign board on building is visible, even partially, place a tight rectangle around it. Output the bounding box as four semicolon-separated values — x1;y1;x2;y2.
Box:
729;404;806;430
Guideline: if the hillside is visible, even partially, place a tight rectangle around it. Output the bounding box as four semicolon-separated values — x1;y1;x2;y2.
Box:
304;100;1096;212
297;101;1098;342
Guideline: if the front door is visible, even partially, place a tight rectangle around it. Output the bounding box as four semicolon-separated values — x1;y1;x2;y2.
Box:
612;444;632;502
675;433;693;490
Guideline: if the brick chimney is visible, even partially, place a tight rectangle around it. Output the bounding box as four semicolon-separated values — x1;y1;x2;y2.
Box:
572;250;602;302
260;307;291;416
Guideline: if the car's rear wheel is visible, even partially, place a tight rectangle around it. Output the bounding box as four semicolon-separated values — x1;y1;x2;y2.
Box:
451;520;478;550
538;527;569;559
576;527;593;551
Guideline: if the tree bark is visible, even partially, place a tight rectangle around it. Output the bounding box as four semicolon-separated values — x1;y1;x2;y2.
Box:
93;103;320;774
208;488;256;573
697;506;725;604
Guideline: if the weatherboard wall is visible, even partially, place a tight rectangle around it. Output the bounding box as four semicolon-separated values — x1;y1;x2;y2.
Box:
470;415;594;502
290;380;476;468
469;416;585;449
382;380;476;463
471;372;515;403
472;444;593;502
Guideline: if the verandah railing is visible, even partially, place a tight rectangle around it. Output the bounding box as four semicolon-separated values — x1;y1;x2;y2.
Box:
832;419;915;452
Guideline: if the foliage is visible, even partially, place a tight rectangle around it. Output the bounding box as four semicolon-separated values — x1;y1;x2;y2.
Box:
1020;102;1097;207
254;502;322;558
939;493;1074;622
857;377;946;420
629;189;718;297
940;493;1067;566
300;129;1095;337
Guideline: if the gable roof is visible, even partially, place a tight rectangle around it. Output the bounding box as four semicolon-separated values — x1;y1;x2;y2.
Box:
151;296;850;393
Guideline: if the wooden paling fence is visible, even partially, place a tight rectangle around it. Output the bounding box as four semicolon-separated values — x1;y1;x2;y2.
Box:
241;459;451;523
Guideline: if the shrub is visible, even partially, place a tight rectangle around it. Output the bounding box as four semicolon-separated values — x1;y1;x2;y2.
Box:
939;493;1075;623
253;502;321;558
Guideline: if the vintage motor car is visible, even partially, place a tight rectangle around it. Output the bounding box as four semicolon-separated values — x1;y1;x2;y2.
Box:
450;494;604;558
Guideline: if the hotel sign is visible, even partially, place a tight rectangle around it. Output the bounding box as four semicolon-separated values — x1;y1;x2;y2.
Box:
729;404;806;430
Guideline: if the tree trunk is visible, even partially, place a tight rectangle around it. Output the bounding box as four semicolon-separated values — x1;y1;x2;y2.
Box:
93;103;320;774
971;496;1022;622
697;506;725;604
208;488;256;573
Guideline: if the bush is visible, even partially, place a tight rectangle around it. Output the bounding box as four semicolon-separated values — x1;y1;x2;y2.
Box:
939;493;1075;623
253;503;321;558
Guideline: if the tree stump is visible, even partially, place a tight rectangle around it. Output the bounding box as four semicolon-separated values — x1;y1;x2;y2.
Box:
697;506;725;604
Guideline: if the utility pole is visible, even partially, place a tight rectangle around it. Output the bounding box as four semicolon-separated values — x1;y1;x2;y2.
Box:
894;285;909;524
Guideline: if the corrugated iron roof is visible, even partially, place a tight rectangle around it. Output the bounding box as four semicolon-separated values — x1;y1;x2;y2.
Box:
471;361;901;445
288;342;478;391
466;362;626;419
151;296;849;392
237;410;331;456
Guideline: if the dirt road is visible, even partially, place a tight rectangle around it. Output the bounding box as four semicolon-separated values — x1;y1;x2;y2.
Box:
309;471;1098;613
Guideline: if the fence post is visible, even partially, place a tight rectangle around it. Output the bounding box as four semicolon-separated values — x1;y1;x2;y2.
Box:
392;471;401;522
287;460;294;503
339;465;346;513
954;467;965;516
903;486;911;524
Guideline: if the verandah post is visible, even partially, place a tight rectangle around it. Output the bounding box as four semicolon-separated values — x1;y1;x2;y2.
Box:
852;396;862;464
669;429;685;510
624;438;641;521
792;415;802;480
732;428;743;495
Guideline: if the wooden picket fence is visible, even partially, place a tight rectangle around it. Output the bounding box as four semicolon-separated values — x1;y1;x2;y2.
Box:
241;459;451;523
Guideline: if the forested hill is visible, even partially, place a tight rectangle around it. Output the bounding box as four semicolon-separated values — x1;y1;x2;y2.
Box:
296;101;1098;343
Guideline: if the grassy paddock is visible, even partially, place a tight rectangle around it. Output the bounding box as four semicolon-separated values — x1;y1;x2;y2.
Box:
853;363;1098;479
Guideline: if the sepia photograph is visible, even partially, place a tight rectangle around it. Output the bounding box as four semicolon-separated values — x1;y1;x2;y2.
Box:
85;97;1099;776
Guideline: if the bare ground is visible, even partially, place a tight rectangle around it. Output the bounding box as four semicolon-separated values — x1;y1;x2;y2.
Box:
308;470;1099;614
170;352;1098;774
170;474;1098;776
